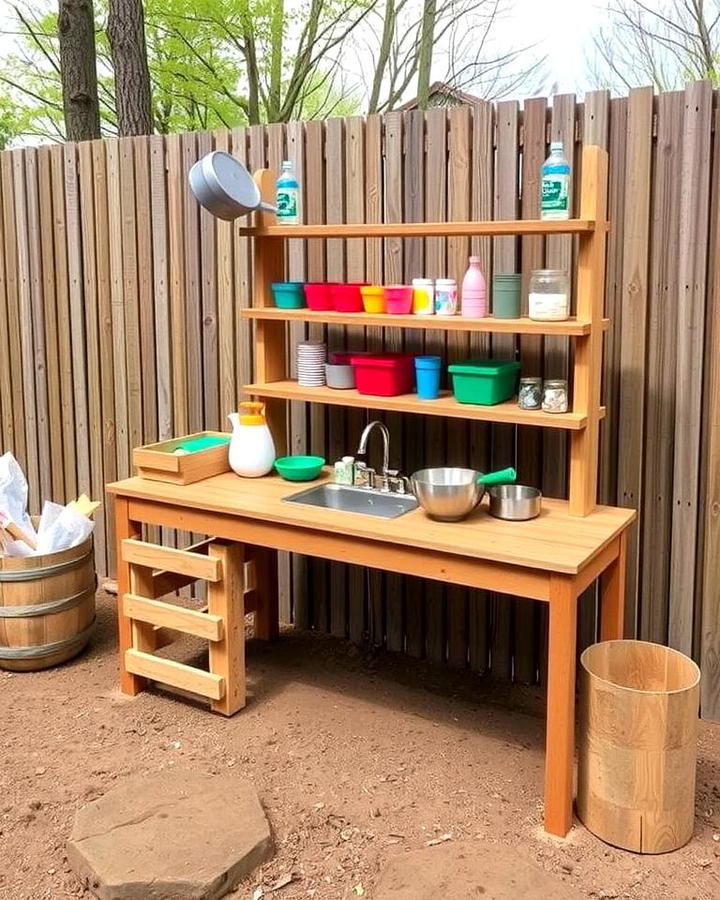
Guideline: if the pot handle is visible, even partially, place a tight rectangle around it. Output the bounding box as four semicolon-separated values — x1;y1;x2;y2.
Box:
477;466;516;486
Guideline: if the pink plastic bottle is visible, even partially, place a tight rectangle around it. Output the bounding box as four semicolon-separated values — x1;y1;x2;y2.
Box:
460;256;487;317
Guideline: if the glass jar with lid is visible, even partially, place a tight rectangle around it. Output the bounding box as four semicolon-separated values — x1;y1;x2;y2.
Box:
528;269;570;321
542;379;569;413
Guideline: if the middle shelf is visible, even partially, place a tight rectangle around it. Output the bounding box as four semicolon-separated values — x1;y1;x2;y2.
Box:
243;380;603;430
241;307;609;336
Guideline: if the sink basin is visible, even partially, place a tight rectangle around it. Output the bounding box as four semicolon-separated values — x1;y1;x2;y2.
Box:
285;483;417;519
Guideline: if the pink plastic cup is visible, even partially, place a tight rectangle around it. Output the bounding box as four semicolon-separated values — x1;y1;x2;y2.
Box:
384;285;413;315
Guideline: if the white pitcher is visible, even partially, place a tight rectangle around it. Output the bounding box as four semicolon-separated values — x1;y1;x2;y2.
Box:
228;403;276;477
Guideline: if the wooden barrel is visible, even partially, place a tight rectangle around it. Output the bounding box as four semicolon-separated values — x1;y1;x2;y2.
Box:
0;529;95;672
577;640;700;853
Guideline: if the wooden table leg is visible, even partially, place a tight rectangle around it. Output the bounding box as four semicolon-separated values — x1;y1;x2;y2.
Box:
115;497;145;695
544;574;578;837
599;531;627;641
209;542;246;715
253;547;279;641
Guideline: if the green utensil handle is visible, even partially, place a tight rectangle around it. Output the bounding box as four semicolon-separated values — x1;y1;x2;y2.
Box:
477;466;516;486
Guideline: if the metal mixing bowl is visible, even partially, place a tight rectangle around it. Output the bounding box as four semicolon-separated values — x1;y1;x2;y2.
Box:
410;467;485;522
488;484;542;520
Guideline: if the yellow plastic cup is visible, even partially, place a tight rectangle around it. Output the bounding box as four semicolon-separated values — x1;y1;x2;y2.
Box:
360;285;386;313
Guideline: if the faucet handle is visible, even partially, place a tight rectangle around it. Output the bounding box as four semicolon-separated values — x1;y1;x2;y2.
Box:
386;469;410;494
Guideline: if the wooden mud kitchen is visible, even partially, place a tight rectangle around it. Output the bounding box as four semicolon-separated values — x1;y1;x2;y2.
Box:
107;146;636;838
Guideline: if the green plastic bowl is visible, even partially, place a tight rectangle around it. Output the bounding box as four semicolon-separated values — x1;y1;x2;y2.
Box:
274;455;325;481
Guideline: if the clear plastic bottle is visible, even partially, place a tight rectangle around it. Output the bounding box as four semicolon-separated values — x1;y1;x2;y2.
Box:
276;160;300;225
541;142;571;221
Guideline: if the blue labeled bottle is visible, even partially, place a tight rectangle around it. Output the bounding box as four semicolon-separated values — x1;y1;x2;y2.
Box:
276;160;300;225
541;142;571;220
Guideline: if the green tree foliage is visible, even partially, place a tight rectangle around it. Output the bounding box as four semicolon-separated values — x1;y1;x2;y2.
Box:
0;0;365;142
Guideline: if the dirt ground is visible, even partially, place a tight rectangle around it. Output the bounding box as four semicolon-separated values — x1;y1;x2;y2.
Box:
1;591;719;900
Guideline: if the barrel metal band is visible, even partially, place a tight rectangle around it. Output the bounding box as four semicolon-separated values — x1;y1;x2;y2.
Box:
0;618;96;659
0;549;93;583
0;584;95;618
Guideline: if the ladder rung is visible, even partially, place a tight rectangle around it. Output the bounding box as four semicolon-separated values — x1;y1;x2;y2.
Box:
123;539;222;582
125;648;225;700
124;593;223;641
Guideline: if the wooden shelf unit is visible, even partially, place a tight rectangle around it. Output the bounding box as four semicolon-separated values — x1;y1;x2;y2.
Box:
243;147;609;517
240;219;598;239
241;307;610;337
243;380;598;430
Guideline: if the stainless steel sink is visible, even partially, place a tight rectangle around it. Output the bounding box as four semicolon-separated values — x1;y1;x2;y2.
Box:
285;483;417;519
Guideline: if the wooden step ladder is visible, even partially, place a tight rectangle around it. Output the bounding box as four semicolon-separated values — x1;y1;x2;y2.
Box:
119;536;278;715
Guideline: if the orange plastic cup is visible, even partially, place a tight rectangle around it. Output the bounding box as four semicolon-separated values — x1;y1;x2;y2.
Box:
360;285;386;314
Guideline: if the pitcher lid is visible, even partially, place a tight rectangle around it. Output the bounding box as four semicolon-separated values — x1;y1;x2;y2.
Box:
239;401;267;426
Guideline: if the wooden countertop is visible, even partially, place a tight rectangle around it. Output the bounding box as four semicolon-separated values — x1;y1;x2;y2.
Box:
108;472;635;575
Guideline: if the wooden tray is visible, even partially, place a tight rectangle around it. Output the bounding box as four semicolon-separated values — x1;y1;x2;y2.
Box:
133;432;231;485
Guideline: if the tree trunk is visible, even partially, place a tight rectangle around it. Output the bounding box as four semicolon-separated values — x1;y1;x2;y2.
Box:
58;0;101;141
108;0;154;135
416;0;437;110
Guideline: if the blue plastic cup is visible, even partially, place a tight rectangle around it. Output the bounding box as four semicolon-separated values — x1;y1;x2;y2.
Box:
415;356;442;400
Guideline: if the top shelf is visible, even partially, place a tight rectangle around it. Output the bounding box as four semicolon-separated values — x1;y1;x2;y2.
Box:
242;219;600;239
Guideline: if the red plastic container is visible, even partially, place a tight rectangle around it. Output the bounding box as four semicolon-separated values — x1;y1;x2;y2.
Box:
384;285;413;315
331;282;366;313
350;353;415;396
304;282;334;311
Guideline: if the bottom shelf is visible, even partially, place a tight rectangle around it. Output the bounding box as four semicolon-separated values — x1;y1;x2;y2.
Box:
243;380;599;430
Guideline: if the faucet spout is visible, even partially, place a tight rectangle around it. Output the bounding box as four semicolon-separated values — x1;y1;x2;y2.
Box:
357;420;390;477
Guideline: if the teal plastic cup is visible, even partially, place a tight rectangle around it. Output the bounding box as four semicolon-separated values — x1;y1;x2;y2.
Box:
493;274;521;318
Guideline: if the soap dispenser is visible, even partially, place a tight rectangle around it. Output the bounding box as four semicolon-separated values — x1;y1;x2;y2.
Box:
228;402;276;477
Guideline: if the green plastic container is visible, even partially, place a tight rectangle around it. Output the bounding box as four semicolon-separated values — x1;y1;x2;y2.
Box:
448;359;521;405
274;455;325;481
271;281;306;309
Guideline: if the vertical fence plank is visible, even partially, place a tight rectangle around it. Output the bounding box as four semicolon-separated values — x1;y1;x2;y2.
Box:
24;149;52;507
107;140;130;480
600;99;628;507
669;82;713;656
0;155;15;459
92;140;117;573
383;111;405;654
38;147;64;503
134;137;158;444
49;147;75;500
491;99;519;681
78;141;106;571
700;93;720;720
166;134;187;437
640;90;684;644
12;150;40;509
515;96;548;684
423;107;448;664
616;87;653;637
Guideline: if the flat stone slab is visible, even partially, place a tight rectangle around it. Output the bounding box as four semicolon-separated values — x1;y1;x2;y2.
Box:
67;770;273;900
375;841;583;900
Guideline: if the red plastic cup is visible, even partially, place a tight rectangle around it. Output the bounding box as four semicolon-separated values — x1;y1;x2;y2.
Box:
384;285;413;315
331;283;366;313
304;282;335;311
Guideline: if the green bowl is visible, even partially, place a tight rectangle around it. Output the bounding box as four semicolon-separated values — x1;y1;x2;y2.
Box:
274;455;325;481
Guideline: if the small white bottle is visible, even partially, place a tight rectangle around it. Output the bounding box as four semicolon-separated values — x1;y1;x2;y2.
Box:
541;142;571;221
434;278;458;316
334;456;355;485
276;160;300;225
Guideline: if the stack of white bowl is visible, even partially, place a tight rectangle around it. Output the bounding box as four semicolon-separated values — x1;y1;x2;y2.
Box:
296;342;327;386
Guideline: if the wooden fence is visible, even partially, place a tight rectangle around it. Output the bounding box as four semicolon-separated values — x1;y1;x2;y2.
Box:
1;85;719;718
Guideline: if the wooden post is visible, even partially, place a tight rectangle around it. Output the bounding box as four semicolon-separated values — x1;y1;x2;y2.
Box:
251;169;287;455
599;531;627;641
253;546;280;641
544;574;578;836
208;541;246;715
115;496;145;695
569;145;609;516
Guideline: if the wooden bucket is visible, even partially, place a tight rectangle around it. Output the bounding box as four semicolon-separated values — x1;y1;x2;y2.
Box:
577;640;700;853
0;531;95;672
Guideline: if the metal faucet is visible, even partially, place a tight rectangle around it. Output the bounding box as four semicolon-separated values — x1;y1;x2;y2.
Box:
355;421;409;494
